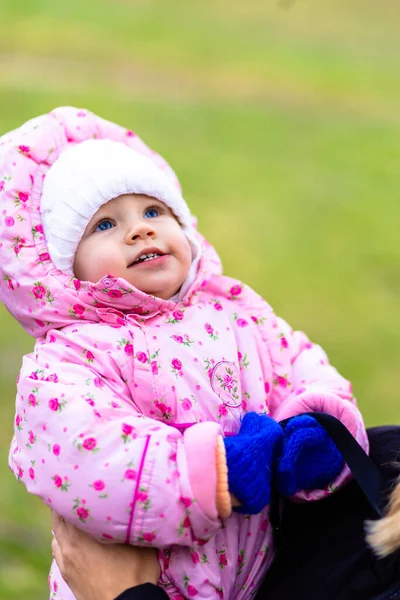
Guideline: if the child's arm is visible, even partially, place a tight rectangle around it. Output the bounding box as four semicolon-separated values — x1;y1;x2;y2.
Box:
239;286;368;498
9;336;228;547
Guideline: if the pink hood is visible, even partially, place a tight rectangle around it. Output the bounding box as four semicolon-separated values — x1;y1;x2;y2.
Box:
0;106;220;337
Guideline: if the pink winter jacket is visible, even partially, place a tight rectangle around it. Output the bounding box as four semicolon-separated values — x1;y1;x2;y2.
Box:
1;108;368;600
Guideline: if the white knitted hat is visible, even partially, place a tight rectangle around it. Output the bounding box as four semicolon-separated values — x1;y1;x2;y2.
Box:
41;138;199;276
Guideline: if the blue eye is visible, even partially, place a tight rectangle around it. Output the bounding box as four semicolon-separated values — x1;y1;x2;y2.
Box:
144;208;159;219
96;220;114;232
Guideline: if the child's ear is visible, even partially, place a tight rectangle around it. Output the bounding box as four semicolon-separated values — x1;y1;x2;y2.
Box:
366;477;400;557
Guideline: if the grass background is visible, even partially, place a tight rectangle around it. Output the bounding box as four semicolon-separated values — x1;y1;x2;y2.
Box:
1;0;400;597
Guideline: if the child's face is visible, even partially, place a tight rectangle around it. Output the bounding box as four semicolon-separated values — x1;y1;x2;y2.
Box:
73;194;192;300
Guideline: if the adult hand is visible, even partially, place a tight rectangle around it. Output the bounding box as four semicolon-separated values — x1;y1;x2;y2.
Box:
51;511;160;600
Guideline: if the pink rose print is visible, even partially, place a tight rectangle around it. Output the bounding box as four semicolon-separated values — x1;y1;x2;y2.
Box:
28;430;35;445
171;358;183;377
212;362;241;408
124;344;134;356
218;404;228;417
122;424;133;435
72;304;85;315
45;373;58;383
136;351;148;363
155;401;172;420
0;180;4;192
94;377;105;388
73;279;81;290
264;382;270;394
7;277;15;290
53;444;61;456
18;145;30;154
229;284;242;298
32;283;46;299
28;393;37;407
191;551;200;564
82;437;97;451
85;350;94;363
171;334;194;347
213;302;223;311
204;323;218;341
167;309;185;324
76;506;89;521
124;469;137;480
137;490;148;502
15;414;22;430
236;318;248;328
142;532;156;543
219;551;228;568
5;216;14;227
18;191;29;203
92;480;105;491
151;360;158;375
180;496;192;508
280;335;288;349
187;585;198;597
223;373;234;389
48;398;60;411
38;252;50;262
121;423;136;443
29;467;35;480
260;519;268;532
275;375;289;388
182;516;190;528
52;475;71;492
181;397;192;411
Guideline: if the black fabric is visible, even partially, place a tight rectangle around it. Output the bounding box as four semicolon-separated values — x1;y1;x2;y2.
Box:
259;425;400;600
114;583;168;600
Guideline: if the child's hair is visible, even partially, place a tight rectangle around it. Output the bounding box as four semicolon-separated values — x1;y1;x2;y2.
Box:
366;477;400;557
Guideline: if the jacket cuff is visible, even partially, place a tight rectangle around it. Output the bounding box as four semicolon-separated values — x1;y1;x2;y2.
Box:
184;422;222;520
215;435;232;519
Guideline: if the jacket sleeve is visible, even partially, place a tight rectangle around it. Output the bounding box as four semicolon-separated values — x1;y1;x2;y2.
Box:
9;333;223;547
238;286;369;499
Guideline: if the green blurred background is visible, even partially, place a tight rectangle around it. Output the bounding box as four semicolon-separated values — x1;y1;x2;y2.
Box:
1;0;399;597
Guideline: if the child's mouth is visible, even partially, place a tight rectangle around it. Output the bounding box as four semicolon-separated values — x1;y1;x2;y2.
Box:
129;252;168;268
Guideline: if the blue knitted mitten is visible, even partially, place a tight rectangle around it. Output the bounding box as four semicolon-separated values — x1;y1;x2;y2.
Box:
224;412;283;514
276;414;344;497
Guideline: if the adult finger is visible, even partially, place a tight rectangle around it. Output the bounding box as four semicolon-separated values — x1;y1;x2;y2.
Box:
51;510;65;534
51;535;63;569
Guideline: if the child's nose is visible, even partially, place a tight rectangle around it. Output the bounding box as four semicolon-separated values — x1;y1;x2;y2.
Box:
126;220;156;243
